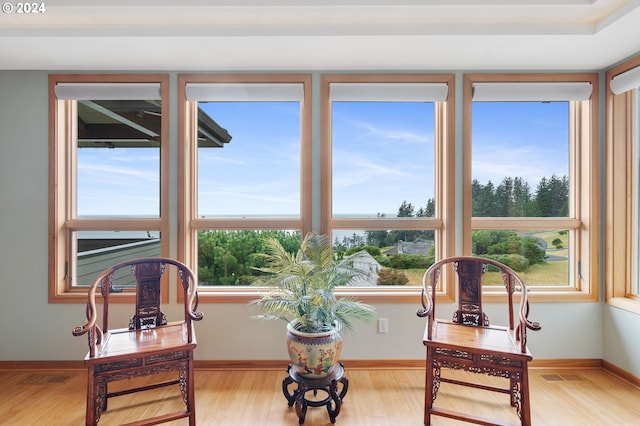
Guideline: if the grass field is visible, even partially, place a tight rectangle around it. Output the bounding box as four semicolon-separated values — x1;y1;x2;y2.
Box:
382;230;571;287
392;262;568;287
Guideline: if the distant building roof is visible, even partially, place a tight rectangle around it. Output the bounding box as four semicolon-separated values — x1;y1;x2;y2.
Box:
343;250;382;287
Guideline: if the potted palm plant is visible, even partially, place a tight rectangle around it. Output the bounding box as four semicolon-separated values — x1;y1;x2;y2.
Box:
251;232;377;378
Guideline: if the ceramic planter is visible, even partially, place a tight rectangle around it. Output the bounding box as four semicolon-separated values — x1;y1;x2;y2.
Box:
286;321;343;379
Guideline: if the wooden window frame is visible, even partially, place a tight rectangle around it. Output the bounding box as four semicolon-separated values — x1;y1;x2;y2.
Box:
177;74;313;303
605;56;640;313
463;73;599;303
48;74;170;303
320;74;457;303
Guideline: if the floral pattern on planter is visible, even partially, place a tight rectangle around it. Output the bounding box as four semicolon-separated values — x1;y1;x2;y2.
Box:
286;322;343;379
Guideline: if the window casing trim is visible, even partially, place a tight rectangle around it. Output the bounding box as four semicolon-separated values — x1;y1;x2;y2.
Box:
320;74;456;303
48;72;602;305
178;74;313;303
463;73;599;303
605;55;640;313
48;74;171;303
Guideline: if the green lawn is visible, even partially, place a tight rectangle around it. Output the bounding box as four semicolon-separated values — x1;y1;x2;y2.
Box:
378;230;571;286
482;260;568;286
393;261;569;287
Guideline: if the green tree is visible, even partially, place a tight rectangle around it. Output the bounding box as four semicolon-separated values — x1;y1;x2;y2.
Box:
365;213;390;248
416;198;435;218
535;174;568;217
473;179;496;217
397;201;414;217
495;177;514;216
513;177;532;216
198;230;301;285
472;230;546;266
388;201;417;243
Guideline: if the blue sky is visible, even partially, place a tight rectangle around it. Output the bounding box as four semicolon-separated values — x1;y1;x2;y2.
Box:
331;101;434;217
76;100;569;218
197;101;301;217
472;101;569;191
77;144;159;217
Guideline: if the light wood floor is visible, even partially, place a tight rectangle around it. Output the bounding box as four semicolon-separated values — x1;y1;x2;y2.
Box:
0;366;638;425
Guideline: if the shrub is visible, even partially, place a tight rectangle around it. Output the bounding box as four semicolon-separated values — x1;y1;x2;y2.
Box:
384;254;432;270
482;253;529;272
344;245;382;257
377;268;409;286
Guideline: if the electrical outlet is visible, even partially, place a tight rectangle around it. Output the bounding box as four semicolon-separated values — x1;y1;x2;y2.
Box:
378;318;388;334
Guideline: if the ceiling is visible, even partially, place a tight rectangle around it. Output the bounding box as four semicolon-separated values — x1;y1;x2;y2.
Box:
1;0;639;71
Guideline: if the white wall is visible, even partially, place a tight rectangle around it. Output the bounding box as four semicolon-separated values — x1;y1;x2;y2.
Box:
0;70;630;375
603;305;640;373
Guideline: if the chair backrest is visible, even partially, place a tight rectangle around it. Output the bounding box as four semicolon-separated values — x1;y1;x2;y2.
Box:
417;256;540;352
73;257;203;357
129;260;167;330
451;258;490;327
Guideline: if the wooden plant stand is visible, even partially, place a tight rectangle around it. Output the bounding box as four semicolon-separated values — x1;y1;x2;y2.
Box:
282;363;348;424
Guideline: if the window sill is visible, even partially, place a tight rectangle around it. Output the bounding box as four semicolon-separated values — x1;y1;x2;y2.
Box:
194;285;597;304
195;286;430;304
483;287;598;303
606;296;640;314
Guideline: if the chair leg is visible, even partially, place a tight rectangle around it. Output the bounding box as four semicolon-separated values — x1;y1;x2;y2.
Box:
86;368;106;426
86;369;96;426
509;368;531;426
424;352;434;426
188;361;196;426
520;366;531;426
179;359;196;426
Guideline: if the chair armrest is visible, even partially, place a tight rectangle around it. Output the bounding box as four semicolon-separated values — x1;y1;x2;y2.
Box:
71;274;104;357
417;263;442;319
416;287;432;318
518;286;541;331
185;276;204;321
417;265;441;341
71;280;99;337
515;285;541;352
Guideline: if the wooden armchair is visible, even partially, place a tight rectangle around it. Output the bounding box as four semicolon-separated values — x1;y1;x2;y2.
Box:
416;256;541;426
72;257;203;426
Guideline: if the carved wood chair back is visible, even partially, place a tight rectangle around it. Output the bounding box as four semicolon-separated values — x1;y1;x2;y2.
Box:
72;257;203;426
417;256;541;426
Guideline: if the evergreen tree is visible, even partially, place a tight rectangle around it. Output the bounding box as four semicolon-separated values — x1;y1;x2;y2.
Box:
416;198;435;218
473;180;496;217
365;213;389;248
495;177;514;216
416;198;436;240
513;177;532;216
535;174;568;217
397;201;415;217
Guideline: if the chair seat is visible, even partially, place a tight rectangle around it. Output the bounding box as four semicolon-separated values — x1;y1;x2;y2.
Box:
85;322;196;363
426;320;532;361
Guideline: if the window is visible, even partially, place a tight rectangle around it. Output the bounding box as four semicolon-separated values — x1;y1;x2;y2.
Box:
321;74;455;301
50;72;598;304
464;74;599;301
178;74;312;300
606;56;640;312
49;75;169;302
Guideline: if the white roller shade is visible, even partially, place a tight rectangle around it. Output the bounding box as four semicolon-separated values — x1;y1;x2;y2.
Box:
55;83;161;100
330;83;448;102
610;66;640;95
185;83;304;102
472;82;592;101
